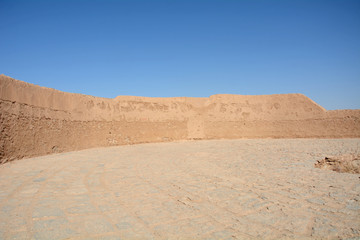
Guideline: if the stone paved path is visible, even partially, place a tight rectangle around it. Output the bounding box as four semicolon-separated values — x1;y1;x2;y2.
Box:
0;139;360;240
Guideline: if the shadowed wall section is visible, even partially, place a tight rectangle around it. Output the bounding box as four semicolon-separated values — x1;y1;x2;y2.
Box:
1;75;359;162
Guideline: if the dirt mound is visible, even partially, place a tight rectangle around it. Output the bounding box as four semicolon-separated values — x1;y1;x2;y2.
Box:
315;154;360;174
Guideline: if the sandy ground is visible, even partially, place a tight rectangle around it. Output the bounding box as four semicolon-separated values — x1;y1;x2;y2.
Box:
0;139;359;240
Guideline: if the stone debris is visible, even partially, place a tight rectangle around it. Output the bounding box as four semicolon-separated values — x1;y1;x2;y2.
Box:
315;154;360;174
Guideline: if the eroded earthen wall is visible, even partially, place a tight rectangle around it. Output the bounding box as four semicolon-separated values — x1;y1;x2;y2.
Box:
1;75;359;163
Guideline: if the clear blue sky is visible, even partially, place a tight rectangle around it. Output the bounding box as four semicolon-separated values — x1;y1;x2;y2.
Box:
1;0;359;110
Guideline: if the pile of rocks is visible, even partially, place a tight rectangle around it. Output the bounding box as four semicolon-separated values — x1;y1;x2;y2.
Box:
315;154;360;174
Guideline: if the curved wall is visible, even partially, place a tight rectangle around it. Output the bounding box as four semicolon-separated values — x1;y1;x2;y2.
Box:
1;74;359;163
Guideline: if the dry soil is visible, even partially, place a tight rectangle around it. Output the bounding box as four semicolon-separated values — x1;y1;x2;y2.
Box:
0;139;359;239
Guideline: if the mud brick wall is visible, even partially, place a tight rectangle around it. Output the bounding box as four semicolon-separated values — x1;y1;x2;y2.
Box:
1;75;359;163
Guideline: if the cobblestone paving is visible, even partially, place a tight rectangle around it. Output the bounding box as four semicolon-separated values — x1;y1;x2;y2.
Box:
0;139;360;240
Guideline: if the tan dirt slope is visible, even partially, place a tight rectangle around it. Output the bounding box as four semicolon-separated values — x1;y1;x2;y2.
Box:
1;74;359;162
